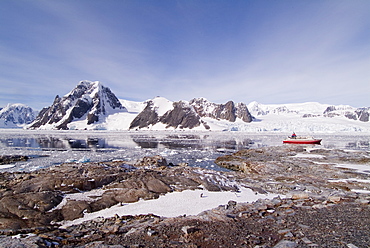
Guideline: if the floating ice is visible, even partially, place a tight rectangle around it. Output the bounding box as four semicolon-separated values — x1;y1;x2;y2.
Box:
292;153;326;159
335;163;370;175
0;164;16;169
1;129;369;173
77;156;91;163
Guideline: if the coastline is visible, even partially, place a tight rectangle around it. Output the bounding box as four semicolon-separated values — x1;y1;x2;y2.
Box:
0;144;369;247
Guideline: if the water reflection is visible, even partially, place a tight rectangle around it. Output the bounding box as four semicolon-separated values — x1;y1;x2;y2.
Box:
1;131;369;173
1;133;370;151
0;134;255;152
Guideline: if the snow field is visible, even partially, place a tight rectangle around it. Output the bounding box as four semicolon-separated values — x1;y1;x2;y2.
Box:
59;187;280;228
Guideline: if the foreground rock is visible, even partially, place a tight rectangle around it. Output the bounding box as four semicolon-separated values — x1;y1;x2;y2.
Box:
1;197;369;247
215;145;370;196
0;146;369;247
0;155;238;230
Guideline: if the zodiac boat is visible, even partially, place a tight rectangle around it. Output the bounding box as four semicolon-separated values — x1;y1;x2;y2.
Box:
283;136;322;144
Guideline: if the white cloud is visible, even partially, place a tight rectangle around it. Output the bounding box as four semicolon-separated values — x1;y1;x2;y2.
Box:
0;1;369;109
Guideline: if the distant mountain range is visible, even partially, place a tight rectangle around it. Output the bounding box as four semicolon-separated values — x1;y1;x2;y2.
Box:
0;103;38;128
1;81;369;132
248;101;369;122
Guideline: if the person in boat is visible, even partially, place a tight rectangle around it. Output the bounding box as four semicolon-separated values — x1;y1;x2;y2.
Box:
291;132;297;138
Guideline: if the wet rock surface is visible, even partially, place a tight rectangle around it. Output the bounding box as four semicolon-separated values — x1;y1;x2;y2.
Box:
0;146;369;247
0;155;29;165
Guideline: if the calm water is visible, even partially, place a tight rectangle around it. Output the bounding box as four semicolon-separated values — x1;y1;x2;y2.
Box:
0;129;369;172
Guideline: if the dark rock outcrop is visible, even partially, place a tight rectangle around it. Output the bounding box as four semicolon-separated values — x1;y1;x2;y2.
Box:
214;100;237;122
345;112;358;120
356;108;370;122
323;106;336;115
190;98;252;123
160;101;201;129
235;102;253;122
129;101;160;129
130;97;252;130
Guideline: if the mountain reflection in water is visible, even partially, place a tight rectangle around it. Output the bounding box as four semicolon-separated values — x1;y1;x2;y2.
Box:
0;130;369;172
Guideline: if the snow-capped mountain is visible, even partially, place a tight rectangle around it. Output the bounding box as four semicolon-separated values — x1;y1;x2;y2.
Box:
243;101;370;133
0;103;38;128
129;97;252;130
247;101;329;116
28;81;127;130
25;79;254;131
190;98;252;123
129;97;203;130
322;105;369;122
10;80;368;132
0;103;37;128
248;101;369;122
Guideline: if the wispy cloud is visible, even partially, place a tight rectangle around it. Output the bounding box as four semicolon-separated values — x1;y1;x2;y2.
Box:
0;0;369;109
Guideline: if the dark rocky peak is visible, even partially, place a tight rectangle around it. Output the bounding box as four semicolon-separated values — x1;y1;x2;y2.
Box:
129;100;160;129
355;107;370;122
344;112;358;120
190;98;252;123
189;97;211;116
215;100;237;122
160;101;201;129
130;98;209;130
323;105;344;118
28;81;126;129
66;81;123;115
129;97;175;129
235;102;253;123
323;106;336;114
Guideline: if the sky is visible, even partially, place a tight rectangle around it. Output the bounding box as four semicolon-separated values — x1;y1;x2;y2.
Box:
1;0;369;110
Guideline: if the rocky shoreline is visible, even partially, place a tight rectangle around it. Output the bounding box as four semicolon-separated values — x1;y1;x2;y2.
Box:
0;155;29;165
0;146;369;247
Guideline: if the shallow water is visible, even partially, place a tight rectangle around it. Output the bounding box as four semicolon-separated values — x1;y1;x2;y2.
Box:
0;129;369;172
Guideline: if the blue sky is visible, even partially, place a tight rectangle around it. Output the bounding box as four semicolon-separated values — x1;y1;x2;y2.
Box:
1;0;369;110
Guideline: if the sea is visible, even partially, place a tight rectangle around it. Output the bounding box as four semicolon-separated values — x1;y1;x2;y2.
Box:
0;129;369;172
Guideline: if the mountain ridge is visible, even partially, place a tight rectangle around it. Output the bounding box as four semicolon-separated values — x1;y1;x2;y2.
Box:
1;81;369;132
248;101;369;122
0;103;38;128
28;81;127;130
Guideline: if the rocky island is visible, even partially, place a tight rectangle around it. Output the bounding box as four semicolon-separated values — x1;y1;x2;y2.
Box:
0;145;369;247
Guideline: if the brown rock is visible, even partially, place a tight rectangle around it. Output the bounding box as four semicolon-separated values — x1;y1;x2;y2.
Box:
90;192;118;212
112;188;149;203
61;200;91;220
291;193;309;200
0;217;27;230
146;178;171;193
135;155;168;167
328;196;341;203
